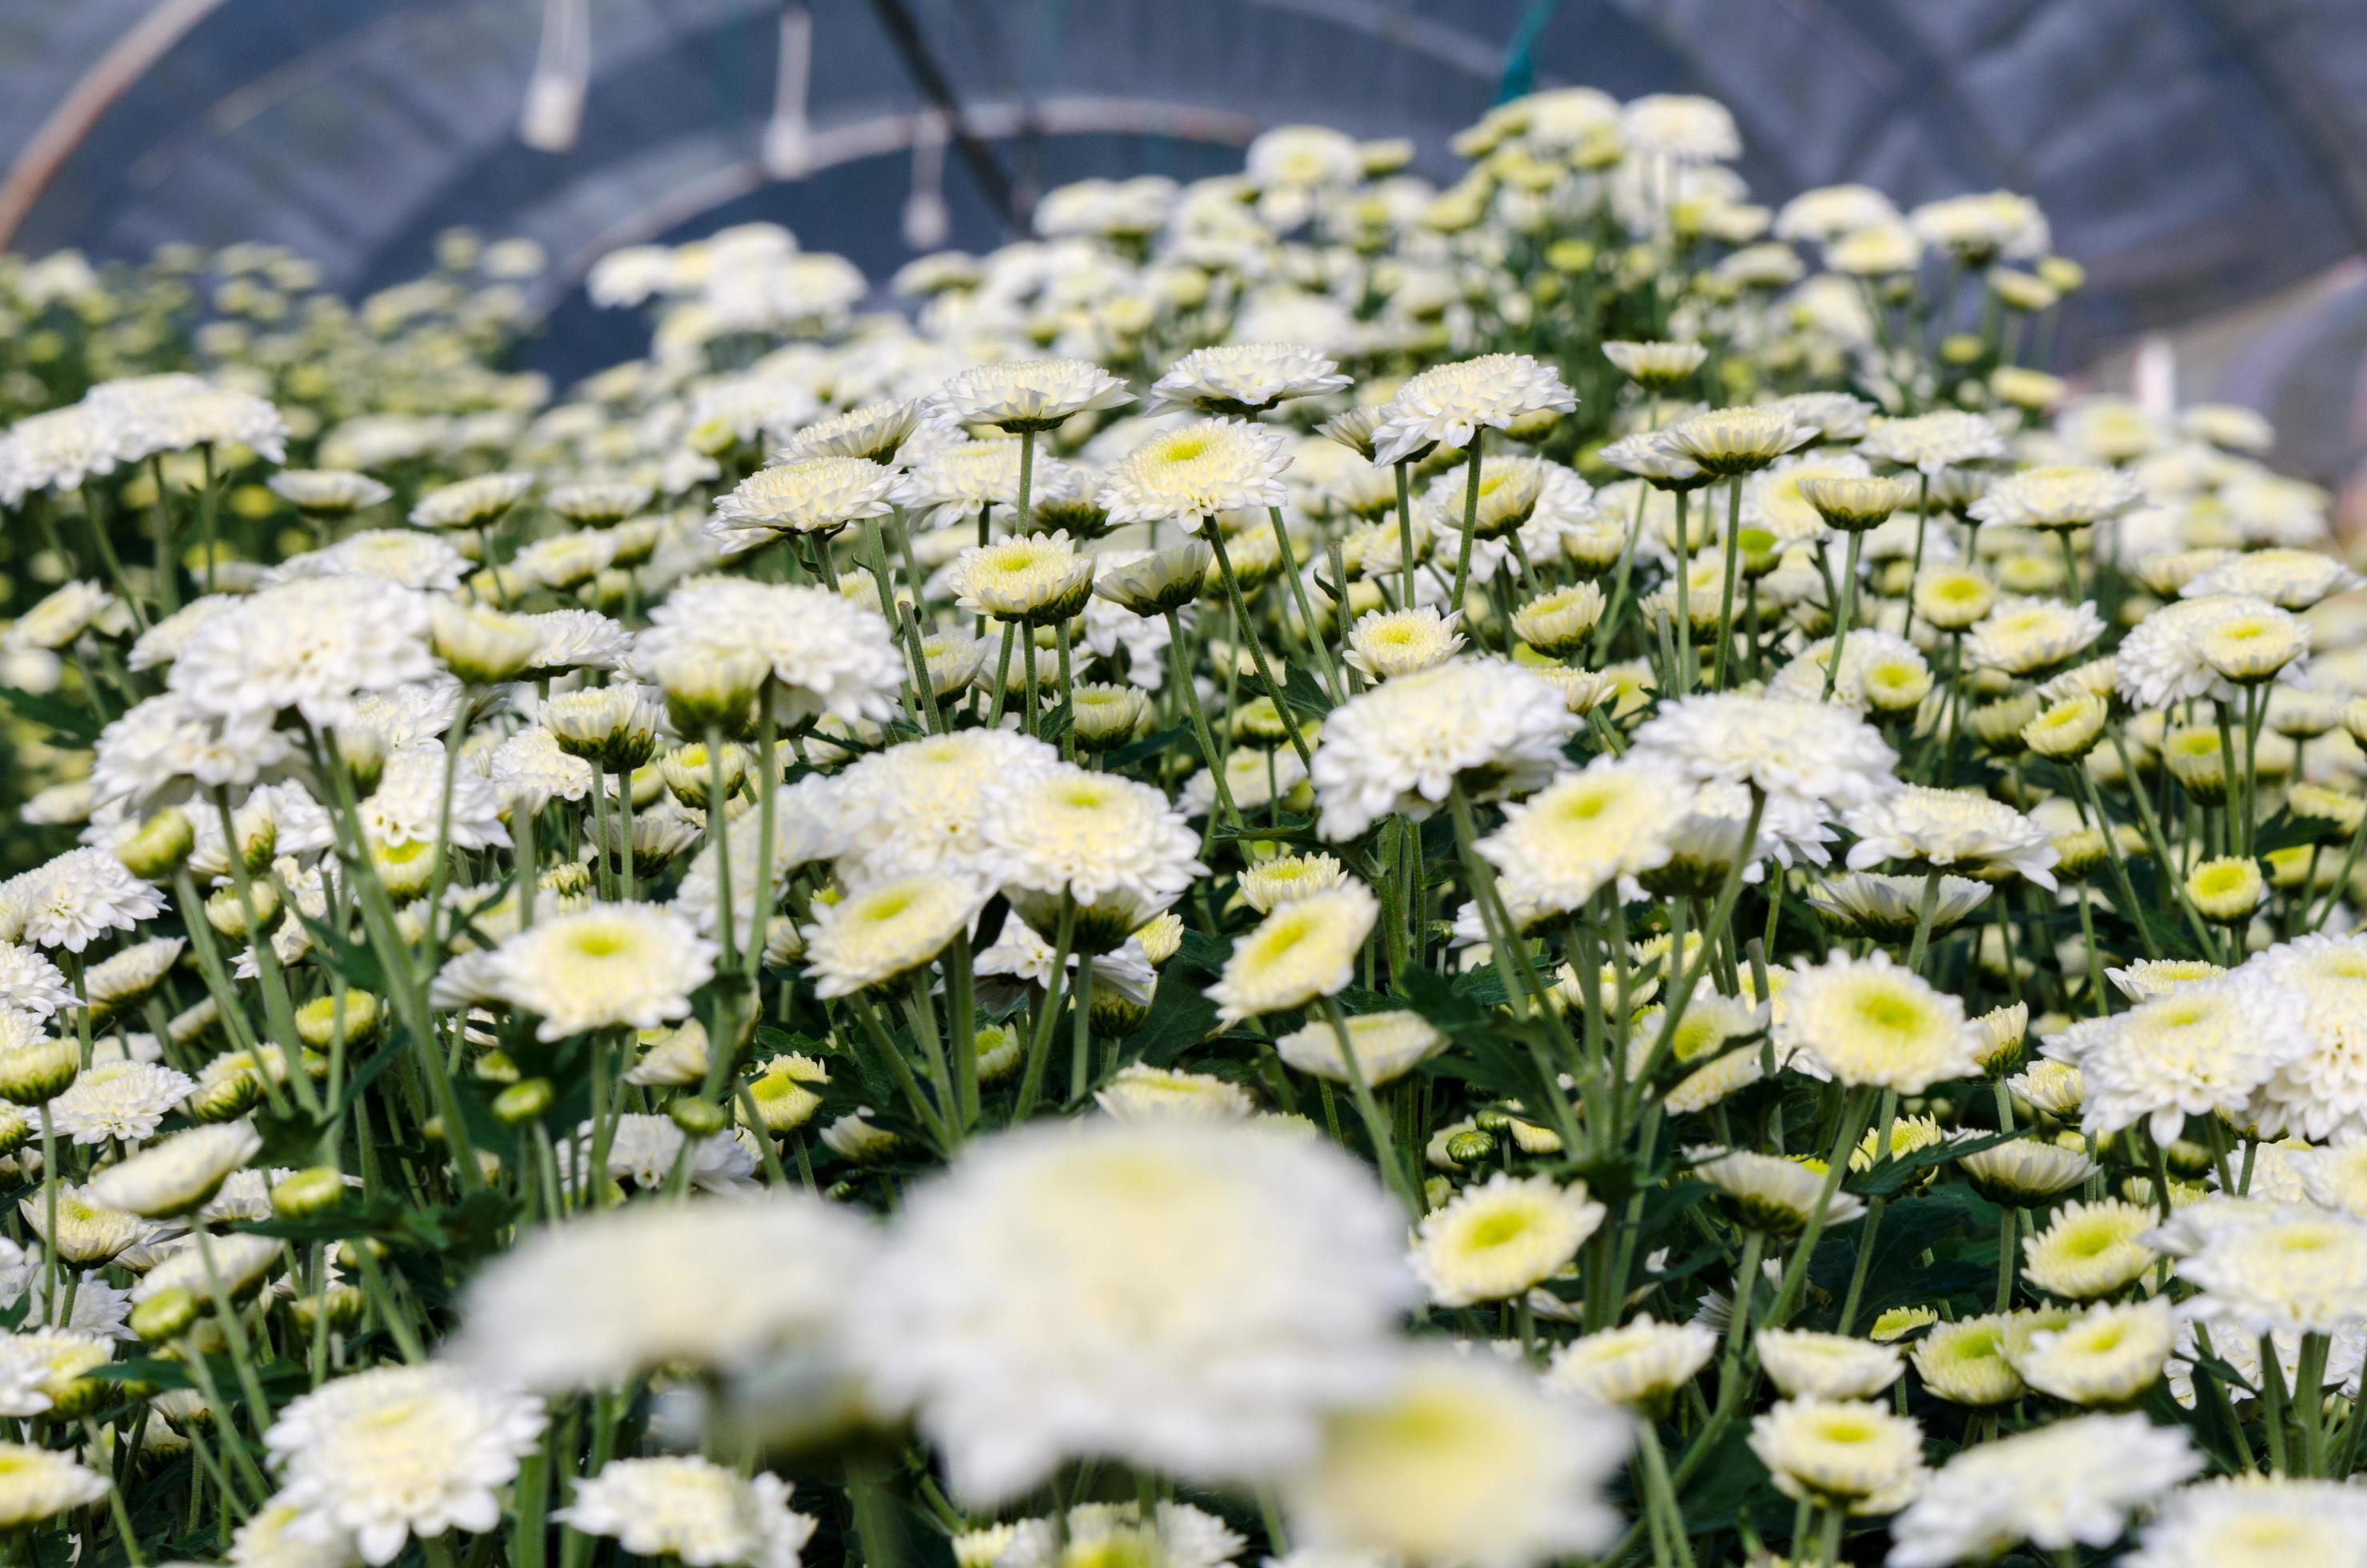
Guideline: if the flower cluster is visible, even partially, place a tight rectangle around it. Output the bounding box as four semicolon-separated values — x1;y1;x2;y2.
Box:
0;82;2358;1568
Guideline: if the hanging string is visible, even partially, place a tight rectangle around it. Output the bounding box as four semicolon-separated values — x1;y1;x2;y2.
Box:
904;110;951;250
763;4;815;178
518;0;590;152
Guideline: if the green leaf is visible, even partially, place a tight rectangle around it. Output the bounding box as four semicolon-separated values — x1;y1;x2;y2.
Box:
1281;662;1334;718
0;685;98;746
1850;1126;2027;1198
1105;725;1188;768
1133;974;1221;1066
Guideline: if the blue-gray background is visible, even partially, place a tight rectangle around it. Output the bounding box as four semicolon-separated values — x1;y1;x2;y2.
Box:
6;0;2365;496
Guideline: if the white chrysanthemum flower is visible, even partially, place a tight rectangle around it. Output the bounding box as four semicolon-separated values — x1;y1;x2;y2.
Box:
2126;1477;2367;1568
554;1457;815;1568
0;1441;110;1527
1098;420;1293;528
1755;1329;1903;1400
637;578;903;730
2240;934;2367;1143
1310;658;1578;839
1094;1064;1257;1124
978;763;1205;911
132;1232;281;1306
2021;1199;2160;1300
1841;784;2060;888
361;741;508;851
449;1196;871;1391
1148;344;1350;415
948;532;1095;620
776;398;929;464
6;581;121;654
1656;406;1815;477
1910;190;2050;261
1547;1316;1718;1407
1626;692;1898;822
1368;354;1577;466
1969;463;2145;531
6;848;168;954
223;1498;358;1568
933;358;1133;432
0;405;129;495
39;1060;193;1146
486;726;594;814
826;730;1062;882
1773;951;1981;1093
481;903;718;1041
900;438;1079;522
2181;547;2360;609
170;575;435;730
1963;596;2107;676
1690;1147;1866;1235
709;456;902;553
2042;978;2308;1144
2011;1298;2173;1404
1237;851;1350;914
2175;1207;2367;1338
1857;409;2008;473
2114;595;2292;710
1208;885;1379;1025
569;1114;759;1197
1888;1414;2197;1568
802;876;989;998
997;1500;1244;1568
1343;606;1464;680
265;1364;545;1565
1413;1173;1604;1306
1477;758;1685;918
266;530;471;594
1747;1396;1924;1509
409;472;534;530
853;1119;1413;1504
0;943;71;1019
86;1119;260;1218
520;609;629;674
1273;1010;1443;1088
1288;1350;1629;1568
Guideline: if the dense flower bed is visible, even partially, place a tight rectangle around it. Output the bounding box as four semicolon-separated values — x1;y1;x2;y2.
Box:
0;85;2360;1568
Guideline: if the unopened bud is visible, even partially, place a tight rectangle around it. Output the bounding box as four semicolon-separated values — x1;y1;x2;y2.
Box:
493;1078;554;1126
117;808;194;879
131;1288;200;1344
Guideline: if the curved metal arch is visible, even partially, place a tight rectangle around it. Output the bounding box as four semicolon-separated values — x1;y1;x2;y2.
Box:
0;0;234;247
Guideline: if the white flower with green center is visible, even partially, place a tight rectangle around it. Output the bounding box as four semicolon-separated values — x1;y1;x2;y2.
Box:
1207;885;1378;1024
86;1119;261;1218
1754;1329;1902;1401
2175;1207;2367;1338
1343;605;1463;681
1547;1315;1717;1407
0;1442;110;1528
408;471;533;530
2044;978;2307;1144
1889;1414;2197;1567
1367;354;1577;466
1773;950;1981;1093
2021;1198;2159;1300
854;1119;1412;1505
1413;1172;1604;1306
2010;1298;2173;1404
932;358;1132;433
1747;1396;1924;1509
1843;783;2060;888
709;454;903;552
264;1364;546;1565
1288;1350;1629;1568
1148;343;1349;415
39;1059;193;1146
555;1456;817;1568
1098;420;1293;527
1273;1010;1443;1088
482;902;718;1040
802;876;986;998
